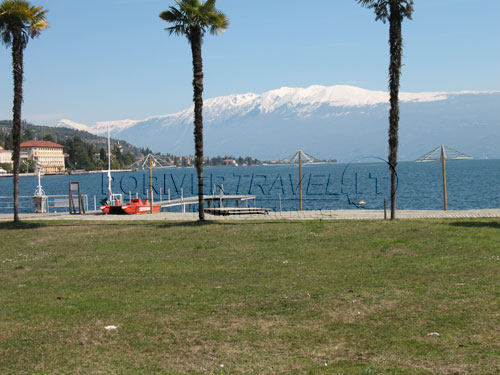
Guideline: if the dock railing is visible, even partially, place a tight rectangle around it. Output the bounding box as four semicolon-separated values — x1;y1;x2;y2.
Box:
0;195;90;214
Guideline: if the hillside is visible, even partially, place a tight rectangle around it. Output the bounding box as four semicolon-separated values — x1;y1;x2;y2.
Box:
0;120;263;169
0;120;150;156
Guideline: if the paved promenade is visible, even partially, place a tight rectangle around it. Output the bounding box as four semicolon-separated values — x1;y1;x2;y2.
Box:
1;209;500;222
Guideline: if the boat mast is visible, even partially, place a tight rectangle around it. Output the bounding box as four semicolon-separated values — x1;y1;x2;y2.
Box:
107;126;113;202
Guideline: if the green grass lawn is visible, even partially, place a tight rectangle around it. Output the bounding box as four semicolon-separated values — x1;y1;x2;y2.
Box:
0;219;499;374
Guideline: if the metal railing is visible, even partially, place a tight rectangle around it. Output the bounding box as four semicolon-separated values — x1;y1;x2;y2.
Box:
0;195;89;214
46;195;89;213
0;196;34;212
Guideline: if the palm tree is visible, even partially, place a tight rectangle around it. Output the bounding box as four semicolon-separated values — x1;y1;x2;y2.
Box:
160;0;228;221
0;0;48;223
357;0;413;220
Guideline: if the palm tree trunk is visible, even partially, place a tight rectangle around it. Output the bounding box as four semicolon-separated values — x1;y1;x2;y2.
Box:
190;27;205;221
388;1;403;220
11;30;24;224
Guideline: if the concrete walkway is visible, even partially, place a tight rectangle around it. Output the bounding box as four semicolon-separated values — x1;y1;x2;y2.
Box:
1;209;500;222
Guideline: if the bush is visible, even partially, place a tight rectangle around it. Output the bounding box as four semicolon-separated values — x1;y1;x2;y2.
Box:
0;162;12;172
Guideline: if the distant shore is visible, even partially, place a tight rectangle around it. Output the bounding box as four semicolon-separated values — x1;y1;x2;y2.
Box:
0;169;134;178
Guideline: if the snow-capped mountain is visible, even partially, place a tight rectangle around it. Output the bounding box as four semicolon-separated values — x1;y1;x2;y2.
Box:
54;85;500;161
56;118;139;136
55;119;93;133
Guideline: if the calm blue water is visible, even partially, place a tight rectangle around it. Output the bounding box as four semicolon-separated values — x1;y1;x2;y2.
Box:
1;159;499;212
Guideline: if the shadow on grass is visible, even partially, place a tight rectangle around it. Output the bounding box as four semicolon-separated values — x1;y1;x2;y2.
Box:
450;221;500;229
155;220;293;229
0;221;48;230
0;218;312;230
0;220;257;230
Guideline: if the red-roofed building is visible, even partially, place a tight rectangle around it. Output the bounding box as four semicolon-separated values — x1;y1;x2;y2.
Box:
21;140;65;173
222;158;238;166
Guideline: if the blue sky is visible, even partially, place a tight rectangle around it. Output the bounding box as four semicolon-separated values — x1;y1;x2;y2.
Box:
0;0;498;125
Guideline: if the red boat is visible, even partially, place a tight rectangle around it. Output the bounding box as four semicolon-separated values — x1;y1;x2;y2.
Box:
100;127;161;215
101;198;161;215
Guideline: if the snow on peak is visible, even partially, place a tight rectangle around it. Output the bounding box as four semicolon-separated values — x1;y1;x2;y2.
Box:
204;92;260;120
54;118;140;136
258;85;456;112
92;119;140;134
55;119;92;133
259;85;383;112
56;85;496;136
178;85;458;119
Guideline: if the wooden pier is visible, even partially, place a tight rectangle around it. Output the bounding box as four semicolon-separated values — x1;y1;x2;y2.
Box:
204;207;270;216
156;194;266;214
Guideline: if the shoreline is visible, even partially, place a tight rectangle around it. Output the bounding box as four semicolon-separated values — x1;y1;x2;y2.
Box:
0;169;132;178
1;208;500;222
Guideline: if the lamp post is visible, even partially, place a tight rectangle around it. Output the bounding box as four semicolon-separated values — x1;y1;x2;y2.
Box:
32;158;47;213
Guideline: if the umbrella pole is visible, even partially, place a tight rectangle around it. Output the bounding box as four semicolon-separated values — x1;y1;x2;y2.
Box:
441;146;447;211
299;150;302;211
149;154;154;213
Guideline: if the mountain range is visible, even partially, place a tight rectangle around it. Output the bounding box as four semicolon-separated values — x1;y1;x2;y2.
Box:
54;85;500;161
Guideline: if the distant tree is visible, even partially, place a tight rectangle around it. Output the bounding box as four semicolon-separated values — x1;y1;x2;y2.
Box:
22;128;33;141
87;143;94;160
69;137;95;170
0;0;48;223
121;153;134;168
109;144;134;169
0;162;13;172
20;158;35;173
160;0;229;221
110;157;120;170
357;0;413;220
100;147;107;162
4;132;13;149
42;133;55;142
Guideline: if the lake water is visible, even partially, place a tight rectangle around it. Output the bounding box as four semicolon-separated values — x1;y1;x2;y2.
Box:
1;159;499;212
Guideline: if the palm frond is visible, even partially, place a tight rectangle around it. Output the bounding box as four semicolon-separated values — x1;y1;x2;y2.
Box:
199;0;216;14
160;7;190;36
159;0;228;39
208;10;228;35
357;0;413;22
0;0;48;48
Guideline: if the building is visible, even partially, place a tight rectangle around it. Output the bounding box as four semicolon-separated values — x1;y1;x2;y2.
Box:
222;158;238;166
20;140;65;174
0;147;13;168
